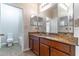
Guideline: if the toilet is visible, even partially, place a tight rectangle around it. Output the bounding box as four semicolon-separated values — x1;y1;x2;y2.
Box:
7;33;14;47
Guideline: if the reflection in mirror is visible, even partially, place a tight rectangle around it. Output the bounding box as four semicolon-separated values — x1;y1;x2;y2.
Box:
39;3;58;34
58;3;74;35
30;3;74;36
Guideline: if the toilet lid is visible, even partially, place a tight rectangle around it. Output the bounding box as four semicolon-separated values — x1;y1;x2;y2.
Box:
7;38;13;41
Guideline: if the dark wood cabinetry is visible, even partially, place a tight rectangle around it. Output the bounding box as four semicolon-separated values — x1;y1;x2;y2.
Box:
40;38;50;56
50;41;75;56
33;37;39;55
51;41;70;54
29;35;40;55
40;43;49;56
29;34;75;56
50;48;68;56
40;38;51;46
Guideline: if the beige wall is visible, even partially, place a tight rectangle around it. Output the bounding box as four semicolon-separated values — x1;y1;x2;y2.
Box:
7;3;38;50
22;4;38;50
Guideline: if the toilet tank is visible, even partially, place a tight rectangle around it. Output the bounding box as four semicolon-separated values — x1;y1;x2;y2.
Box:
7;33;13;38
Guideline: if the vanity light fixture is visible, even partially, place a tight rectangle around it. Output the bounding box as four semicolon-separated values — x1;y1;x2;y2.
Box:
40;3;53;12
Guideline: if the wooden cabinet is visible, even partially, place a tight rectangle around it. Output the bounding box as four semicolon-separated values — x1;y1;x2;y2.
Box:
29;35;40;55
51;41;70;54
40;43;49;56
40;38;50;56
33;37;39;55
29;34;75;56
40;38;51;46
50;41;75;56
50;48;69;56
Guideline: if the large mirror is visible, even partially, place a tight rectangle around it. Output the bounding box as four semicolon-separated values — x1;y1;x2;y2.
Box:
30;3;74;35
58;3;74;34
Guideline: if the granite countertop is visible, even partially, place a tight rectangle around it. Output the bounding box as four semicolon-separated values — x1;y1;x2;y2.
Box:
30;33;78;46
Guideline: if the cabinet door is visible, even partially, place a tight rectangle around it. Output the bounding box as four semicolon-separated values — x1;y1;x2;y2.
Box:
50;48;69;56
33;39;39;55
40;43;49;56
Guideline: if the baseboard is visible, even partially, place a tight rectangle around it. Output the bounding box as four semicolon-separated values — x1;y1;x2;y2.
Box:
23;48;30;52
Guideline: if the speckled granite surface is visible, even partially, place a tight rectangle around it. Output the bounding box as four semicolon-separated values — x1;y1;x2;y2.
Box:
30;33;78;45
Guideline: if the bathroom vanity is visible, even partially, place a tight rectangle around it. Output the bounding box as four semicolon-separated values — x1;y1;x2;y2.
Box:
29;32;77;56
29;3;78;56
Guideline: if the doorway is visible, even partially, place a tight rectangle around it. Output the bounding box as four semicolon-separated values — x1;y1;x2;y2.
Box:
0;3;24;55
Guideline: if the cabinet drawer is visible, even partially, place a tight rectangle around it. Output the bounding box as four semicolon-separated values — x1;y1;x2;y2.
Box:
30;35;39;40
40;38;51;46
50;48;69;56
33;36;39;40
51;41;70;54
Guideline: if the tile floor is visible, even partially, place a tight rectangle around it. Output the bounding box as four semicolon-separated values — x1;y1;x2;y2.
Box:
0;43;36;56
19;50;36;56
